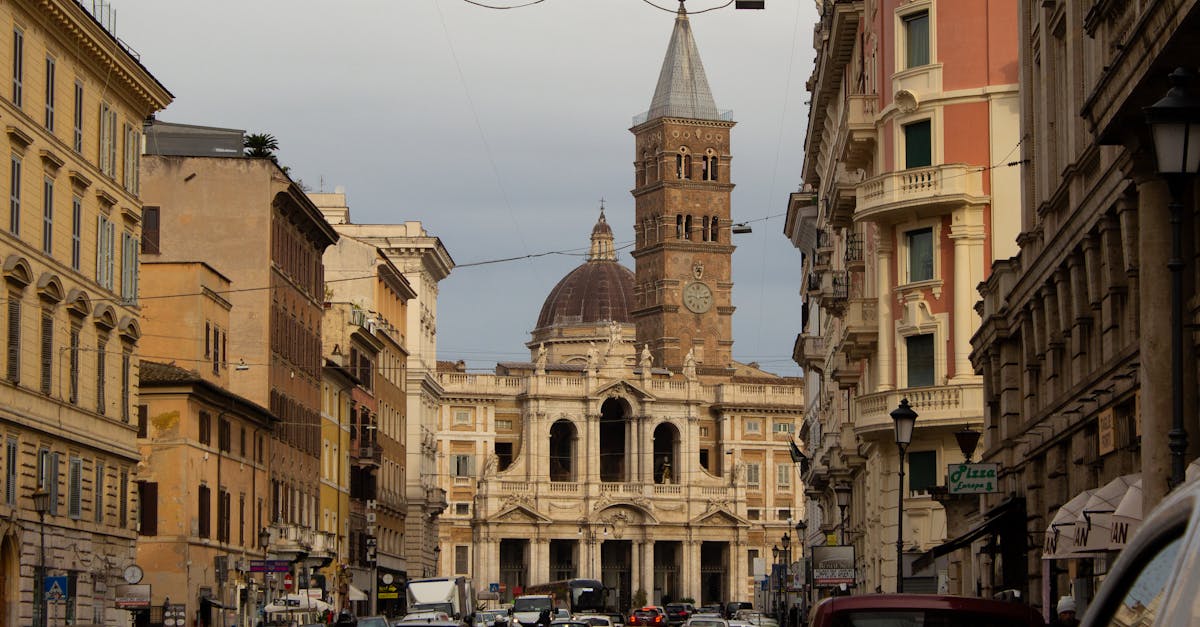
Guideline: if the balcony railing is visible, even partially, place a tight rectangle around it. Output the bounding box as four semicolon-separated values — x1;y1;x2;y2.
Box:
355;444;382;467
830;271;849;300
845;232;863;266
855;164;987;222
854;383;984;437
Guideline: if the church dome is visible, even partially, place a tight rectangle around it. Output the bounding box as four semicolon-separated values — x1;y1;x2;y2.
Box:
534;209;634;331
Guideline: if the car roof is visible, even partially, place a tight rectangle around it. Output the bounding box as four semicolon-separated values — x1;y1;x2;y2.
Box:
812;595;1043;621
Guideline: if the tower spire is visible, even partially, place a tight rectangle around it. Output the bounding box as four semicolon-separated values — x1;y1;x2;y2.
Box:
646;0;719;121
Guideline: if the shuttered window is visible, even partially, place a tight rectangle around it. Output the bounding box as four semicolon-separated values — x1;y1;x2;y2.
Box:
120;349;130;423
198;484;211;538
903;120;932;168
42;177;53;254
199;411;211;445
136;405;148;438
217;488;231;543
94;462;105;524
906;333;936;388
95;214;114;289
39;309;52;394
5;437;16;506
72;81;82;153
137;481;157;536
908;450;938;495
141;206;160;254
9;155;19;235
70;196;81;270
49;452;60;515
118;468;128;528
11;28;22;107
68;456;81;519
96;333;107;414
6;295;19;383
68;323;79;404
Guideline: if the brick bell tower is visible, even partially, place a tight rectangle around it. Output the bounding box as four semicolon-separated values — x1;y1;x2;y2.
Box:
630;1;735;375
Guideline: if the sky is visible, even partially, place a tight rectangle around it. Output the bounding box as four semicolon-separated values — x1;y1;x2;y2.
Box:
112;0;818;377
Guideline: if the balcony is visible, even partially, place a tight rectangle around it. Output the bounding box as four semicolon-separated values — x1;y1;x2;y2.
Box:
842;94;877;171
354;443;382;468
841;298;877;359
844;232;864;270
853;383;985;438
830;352;861;388
793;333;827;372
818;271;849;316
855;164;988;224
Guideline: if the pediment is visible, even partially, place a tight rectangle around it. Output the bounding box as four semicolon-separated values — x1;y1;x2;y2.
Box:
489;503;551;524
690;505;749;528
593;379;654;401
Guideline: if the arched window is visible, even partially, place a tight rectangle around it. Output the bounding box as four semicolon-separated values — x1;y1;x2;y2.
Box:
708;154;719;181
683;152;693;179
676;153;685;179
676;214;684;239
549;420;577;482
684;215;693;240
710;217;719;243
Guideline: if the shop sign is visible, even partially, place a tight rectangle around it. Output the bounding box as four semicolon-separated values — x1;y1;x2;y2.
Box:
115;584;151;609
1098;408;1116;455
947;463;999;494
811;545;855;586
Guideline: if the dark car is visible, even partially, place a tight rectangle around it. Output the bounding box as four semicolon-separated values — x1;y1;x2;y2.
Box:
722;603;752;620
810;594;1045;627
663;604;693;625
628;607;665;627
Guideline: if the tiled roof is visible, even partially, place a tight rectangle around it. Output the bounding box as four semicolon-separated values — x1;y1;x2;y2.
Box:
139;360;203;384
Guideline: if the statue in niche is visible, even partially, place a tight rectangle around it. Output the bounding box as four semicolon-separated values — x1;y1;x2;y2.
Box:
639;344;653;371
607;320;623;352
586;342;598;372
683;348;697;380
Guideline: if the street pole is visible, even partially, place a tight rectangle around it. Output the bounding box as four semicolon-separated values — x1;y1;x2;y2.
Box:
896;443;907;594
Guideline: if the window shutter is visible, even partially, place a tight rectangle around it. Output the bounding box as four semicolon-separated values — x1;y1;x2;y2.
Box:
5;438;16;506
39;310;52;394
137;405;148;438
49;452;60;515
118;469;128;527
94;462;105;524
904;120;933;169
138;481;157;536
198;485;211;538
68;457;81;519
6;297;19;383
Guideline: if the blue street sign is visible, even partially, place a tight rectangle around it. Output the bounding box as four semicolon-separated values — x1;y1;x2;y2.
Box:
44;576;68;601
489;583;500;593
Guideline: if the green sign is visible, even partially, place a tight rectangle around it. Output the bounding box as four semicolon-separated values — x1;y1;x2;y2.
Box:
947;463;999;494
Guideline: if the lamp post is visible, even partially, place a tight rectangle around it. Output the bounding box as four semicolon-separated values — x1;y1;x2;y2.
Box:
772;532;791;627
794;520;808;617
890;399;917;593
32;487;50;627
833;484;851;546
259;527;272;614
1144;67;1200;489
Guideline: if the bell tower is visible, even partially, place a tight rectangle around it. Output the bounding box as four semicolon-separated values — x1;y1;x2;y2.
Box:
630;2;735;374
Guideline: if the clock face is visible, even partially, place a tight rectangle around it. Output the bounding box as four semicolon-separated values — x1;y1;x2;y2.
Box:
123;564;144;584
683;281;713;314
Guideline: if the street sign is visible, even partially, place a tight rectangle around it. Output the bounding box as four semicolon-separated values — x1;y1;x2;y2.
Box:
946;463;1000;495
249;559;293;573
811;545;856;587
283;573;294;591
115;584;151;609
489;582;500;593
44;576;68;602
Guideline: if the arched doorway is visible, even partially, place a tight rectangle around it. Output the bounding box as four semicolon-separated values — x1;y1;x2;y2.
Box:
0;533;18;627
549;419;578;482
653;422;680;484
600;398;630;482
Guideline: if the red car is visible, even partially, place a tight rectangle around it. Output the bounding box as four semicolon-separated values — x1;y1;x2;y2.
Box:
627;608;665;627
810;594;1045;627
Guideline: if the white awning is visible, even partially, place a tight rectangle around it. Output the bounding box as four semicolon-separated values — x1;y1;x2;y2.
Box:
1110;477;1143;550
348;584;368;601
1043;489;1094;559
1073;474;1140;555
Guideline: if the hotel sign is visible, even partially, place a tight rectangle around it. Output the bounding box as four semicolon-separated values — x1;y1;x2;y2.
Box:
947;463;999;495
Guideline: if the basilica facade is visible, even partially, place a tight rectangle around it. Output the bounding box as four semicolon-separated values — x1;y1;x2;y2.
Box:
431;6;805;609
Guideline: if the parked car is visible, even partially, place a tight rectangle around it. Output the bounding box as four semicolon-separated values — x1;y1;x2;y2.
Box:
722;603;752;620
605;612;626;627
695;606;723;618
476;611;509;627
683;617;728;627
1082;475;1200;625
664;604;694;625
573;615;613;627
628;607;666;627
810;594;1045;627
358;618;391;627
549;620;589;627
730;611;774;627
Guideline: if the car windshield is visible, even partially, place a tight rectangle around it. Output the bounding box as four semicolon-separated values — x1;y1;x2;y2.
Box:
514;598;554;612
832;610;1037;627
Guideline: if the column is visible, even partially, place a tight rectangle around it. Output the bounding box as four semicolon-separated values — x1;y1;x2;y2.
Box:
876;226;895;390
587;410;601;486
949;207;985;382
630;540;642;604
684;540;701;604
642;541;656;605
731;539;747;603
533;538;550;588
1138;177;1173;507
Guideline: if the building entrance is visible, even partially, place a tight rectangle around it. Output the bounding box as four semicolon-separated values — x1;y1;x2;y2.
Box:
601;540;632;612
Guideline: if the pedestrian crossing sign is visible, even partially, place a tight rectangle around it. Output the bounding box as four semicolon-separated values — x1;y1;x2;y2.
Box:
44;576;68;602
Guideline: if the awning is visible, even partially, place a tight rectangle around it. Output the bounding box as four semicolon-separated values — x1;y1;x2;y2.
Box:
1042;489;1094;559
914;497;1024;571
348;584;368;601
1072;474;1139;555
1110;477;1143;550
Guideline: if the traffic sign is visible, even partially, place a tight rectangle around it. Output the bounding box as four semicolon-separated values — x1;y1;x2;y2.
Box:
44;576;68;602
283;573;294;591
489;582;500;593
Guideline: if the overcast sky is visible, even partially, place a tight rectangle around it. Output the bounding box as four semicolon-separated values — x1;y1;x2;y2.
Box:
114;0;818;376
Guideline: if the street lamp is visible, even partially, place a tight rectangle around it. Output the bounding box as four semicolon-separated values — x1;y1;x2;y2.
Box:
890;399;918;593
954;428;981;463
1144;67;1200;489
794;520;808;616
32;487;51;627
833;484;852;545
259;527;272;611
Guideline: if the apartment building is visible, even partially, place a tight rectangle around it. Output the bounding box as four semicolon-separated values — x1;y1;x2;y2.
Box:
0;2;170;624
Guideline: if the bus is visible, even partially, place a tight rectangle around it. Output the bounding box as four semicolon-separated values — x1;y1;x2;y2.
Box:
523;579;608;614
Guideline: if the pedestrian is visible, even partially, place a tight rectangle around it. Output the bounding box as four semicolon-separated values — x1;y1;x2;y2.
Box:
1049;596;1079;627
